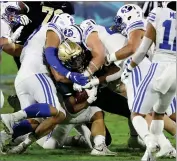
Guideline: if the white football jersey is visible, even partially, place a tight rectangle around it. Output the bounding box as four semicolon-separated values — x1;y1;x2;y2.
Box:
124;16;146;38
81;22;127;67
148;7;176;56
16;22;64;83
0;18;12;38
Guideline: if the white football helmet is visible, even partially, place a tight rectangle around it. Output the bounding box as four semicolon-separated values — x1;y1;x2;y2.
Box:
80;19;96;30
63;25;83;43
51;13;75;31
114;4;143;32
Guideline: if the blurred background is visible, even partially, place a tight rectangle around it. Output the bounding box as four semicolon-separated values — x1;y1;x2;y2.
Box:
72;2;162;26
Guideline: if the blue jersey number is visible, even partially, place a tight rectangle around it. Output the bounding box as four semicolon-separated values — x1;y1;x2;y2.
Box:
159;20;176;51
24;26;42;47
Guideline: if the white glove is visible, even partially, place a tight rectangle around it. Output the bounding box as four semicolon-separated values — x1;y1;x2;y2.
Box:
19;15;30;26
10;26;24;43
106;53;117;64
85;86;98;104
121;64;133;84
73;83;82;92
83;77;99;89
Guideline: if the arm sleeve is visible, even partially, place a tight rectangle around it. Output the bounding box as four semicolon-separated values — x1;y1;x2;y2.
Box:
132;36;153;65
44;47;70;77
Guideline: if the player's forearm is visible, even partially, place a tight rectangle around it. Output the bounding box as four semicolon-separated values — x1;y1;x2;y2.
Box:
3;44;23;57
87;56;105;75
131;36;152;66
50;67;71;84
98;66;121;84
73;101;89;113
115;43;135;60
0;37;9;46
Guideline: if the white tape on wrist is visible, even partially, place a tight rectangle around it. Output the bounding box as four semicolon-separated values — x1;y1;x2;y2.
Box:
7;37;12;44
106;70;123;83
109;53;117;62
127;64;134;71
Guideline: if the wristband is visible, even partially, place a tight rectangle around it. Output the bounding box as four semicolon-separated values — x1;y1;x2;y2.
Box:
127;64;134;71
109;53;117;62
7;37;13;44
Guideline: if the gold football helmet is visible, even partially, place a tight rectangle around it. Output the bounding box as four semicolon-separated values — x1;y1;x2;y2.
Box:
58;40;86;72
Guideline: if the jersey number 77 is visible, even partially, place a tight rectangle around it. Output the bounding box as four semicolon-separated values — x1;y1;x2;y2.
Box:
42;6;63;25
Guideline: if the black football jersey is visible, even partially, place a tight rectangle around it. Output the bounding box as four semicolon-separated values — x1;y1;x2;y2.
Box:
16;1;75;45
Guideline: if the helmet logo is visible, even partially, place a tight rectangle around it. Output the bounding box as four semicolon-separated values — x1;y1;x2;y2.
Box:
121;5;132;13
64;29;74;37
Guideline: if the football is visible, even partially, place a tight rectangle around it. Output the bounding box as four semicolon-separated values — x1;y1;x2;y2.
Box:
18;2;29;14
75;90;88;103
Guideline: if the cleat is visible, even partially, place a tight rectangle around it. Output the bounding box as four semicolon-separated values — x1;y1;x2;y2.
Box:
128;136;145;150
7;142;28;154
7;133;35;154
156;147;176;158
144;135;160;153
141;149;156;161
91;143;117;156
1;114;15;135
7;95;21;112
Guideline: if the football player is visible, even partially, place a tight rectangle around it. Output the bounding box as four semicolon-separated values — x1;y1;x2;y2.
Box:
4;40;116;156
0;1;30;52
12;1;75;69
120;2;176;159
36;40;116;156
6;1;76;111
0;1;30;109
63;22;144;149
65;18;176;158
0;13;88;154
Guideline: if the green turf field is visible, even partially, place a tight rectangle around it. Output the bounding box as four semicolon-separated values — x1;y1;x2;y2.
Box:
0;53;176;161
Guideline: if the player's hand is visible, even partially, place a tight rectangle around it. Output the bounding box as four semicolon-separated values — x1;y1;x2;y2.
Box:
69;72;89;86
121;65;133;84
19;15;31;26
106;53;117;65
73;83;82;92
83;77;99;89
11;26;24;43
86;86;98;104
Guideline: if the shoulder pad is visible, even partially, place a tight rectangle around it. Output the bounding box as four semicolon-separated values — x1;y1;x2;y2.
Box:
82;24;98;48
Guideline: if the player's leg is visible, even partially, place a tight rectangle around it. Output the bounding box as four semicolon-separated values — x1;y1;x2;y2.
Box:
151;89;176;157
131;63;160;152
1;74;66;134
87;107;116;156
94;87;141;148
41;124;74;149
